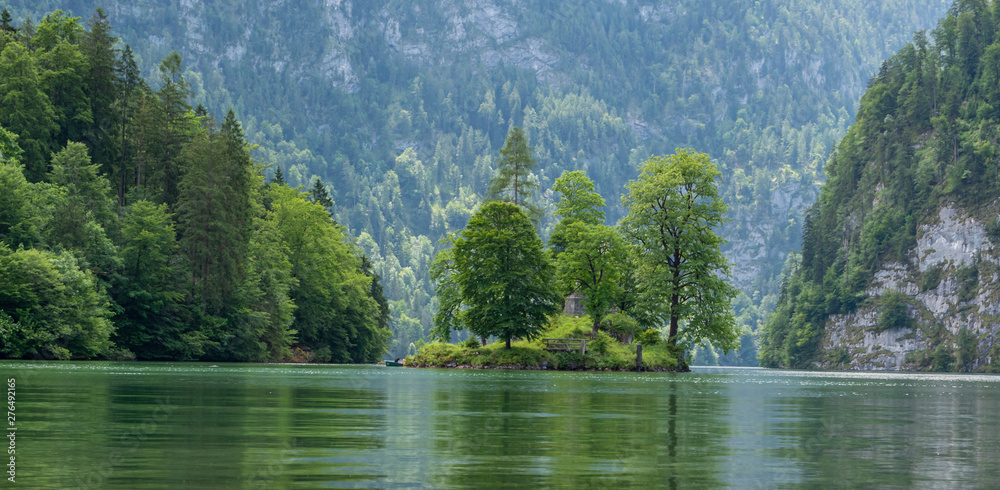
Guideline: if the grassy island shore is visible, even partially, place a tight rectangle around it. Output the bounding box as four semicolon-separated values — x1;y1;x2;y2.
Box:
407;316;684;371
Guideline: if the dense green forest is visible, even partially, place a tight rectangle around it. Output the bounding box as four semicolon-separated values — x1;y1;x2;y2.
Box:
760;0;1000;368
0;1;950;362
0;10;391;361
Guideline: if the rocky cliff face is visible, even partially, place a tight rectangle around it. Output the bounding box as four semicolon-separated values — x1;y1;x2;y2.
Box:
817;206;1000;371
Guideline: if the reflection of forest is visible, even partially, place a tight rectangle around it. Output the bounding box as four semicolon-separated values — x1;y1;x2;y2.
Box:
13;364;1000;487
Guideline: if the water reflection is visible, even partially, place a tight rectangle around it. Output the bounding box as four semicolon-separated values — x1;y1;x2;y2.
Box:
3;363;1000;487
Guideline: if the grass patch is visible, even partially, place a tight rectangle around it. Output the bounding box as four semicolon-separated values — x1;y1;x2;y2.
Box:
408;315;680;371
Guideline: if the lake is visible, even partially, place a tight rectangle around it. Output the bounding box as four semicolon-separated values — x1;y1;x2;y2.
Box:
3;362;999;488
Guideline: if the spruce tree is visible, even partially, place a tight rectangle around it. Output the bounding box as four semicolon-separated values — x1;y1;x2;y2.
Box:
487;126;540;219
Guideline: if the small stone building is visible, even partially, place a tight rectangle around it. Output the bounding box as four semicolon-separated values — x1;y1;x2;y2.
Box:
563;293;586;316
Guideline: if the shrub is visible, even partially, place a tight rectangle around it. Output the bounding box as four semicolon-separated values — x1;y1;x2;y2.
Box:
920;265;942;292
636;329;662;346
460;336;481;349
987;219;1000;244
956;262;979;303
931;344;954;372
876;291;911;332
590;331;612;354
956;327;978;372
602;313;639;339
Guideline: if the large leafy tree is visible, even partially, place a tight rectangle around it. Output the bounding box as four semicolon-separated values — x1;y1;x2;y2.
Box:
0;244;114;359
555;222;627;337
621;149;739;362
113;199;195;360
549;169;607;259
0;126;46;249
449;201;559;348
34;12;92;149
552;170;605;226
269;184;388;362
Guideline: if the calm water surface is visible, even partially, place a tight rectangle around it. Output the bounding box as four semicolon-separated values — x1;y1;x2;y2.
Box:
3;362;999;488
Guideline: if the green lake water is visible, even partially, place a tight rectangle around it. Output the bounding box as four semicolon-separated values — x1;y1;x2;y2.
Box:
3;362;1000;488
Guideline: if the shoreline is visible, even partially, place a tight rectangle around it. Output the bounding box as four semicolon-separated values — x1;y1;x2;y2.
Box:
405;362;686;372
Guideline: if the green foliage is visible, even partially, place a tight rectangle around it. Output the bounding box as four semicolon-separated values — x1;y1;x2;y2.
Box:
113;200;194;360
956;261;979;303
0;41;58;181
486;126;540;219
0;1;953;364
552;170;605;226
554;222;627;336
590;331;613;355
0;145;48;248
956;327;978;372
762;2;1000;368
920;265;943;292
0;11;393;362
411;314;677;370
621;149;740;355
269;184;389;362
876;291;912;332
448;201;560;348
460;336;480;349
602;313;640;341
0;244;114;359
636;329;662;346
931;344;954;372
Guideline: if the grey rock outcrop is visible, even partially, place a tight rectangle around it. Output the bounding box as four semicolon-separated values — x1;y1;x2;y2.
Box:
818;206;1000;371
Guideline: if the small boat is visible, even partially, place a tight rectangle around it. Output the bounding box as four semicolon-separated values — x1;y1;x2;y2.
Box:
379;360;405;366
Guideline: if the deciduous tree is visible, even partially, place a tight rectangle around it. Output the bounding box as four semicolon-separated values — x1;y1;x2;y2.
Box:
555;222;626;337
621;149;739;363
449;201;559;348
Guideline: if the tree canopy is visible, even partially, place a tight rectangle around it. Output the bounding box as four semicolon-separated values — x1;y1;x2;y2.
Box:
0;10;392;362
441;201;560;348
621;149;740;362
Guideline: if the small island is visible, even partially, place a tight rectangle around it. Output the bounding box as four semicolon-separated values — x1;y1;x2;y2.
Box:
408;315;681;371
412;135;739;371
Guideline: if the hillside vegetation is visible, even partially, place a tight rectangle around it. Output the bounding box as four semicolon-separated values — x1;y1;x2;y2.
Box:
0;12;391;362
1;1;951;361
761;0;1000;370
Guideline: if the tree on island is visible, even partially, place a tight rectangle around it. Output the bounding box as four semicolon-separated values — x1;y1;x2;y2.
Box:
487;126;541;220
550;170;628;338
549;169;606;258
434;201;559;348
621;149;739;365
555;222;627;338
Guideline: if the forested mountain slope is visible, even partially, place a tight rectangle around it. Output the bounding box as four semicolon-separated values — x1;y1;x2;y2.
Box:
3;0;949;360
761;1;1000;371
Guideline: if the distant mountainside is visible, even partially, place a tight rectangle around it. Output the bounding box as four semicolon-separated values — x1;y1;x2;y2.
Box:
760;1;1000;371
5;0;950;360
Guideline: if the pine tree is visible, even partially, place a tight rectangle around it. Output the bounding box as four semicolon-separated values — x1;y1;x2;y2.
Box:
307;177;335;218
82;8;118;172
113;44;144;206
271;165;286;186
487;127;540;219
0;42;59;181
